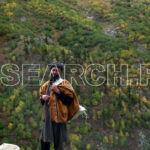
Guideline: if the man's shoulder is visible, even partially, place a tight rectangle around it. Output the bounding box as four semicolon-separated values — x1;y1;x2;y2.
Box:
59;79;74;91
59;79;70;85
53;78;66;86
40;80;49;87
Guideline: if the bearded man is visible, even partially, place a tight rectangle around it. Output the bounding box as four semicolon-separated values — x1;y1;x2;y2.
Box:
39;62;79;150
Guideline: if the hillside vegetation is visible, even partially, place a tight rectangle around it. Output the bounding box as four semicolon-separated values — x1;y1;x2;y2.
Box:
0;0;150;150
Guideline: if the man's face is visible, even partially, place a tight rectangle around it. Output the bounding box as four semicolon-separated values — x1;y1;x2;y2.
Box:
50;67;61;80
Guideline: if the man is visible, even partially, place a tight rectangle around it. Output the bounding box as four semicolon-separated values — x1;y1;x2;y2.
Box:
39;62;79;150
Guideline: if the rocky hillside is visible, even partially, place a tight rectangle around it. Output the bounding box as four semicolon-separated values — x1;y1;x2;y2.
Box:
0;0;150;150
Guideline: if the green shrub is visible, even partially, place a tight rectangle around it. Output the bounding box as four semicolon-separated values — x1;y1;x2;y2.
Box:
55;18;67;30
142;111;150;120
80;122;91;134
0;129;8;137
2;137;9;143
0;119;4;129
0;22;10;36
26;147;32;150
120;136;128;148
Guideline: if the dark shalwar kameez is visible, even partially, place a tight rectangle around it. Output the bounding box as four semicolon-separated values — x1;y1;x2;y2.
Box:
39;80;74;150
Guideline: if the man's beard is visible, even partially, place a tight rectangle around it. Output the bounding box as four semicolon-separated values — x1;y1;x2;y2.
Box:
50;73;60;81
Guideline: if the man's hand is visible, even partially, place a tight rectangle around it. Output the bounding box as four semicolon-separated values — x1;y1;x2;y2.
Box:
51;85;60;93
42;95;50;102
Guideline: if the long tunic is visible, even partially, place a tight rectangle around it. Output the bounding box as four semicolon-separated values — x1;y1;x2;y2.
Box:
39;80;72;143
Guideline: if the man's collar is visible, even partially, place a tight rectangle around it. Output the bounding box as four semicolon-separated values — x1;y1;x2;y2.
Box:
49;77;59;82
53;78;64;86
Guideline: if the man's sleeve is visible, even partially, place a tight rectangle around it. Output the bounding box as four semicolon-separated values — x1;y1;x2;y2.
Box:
39;84;46;106
55;91;74;106
40;98;45;105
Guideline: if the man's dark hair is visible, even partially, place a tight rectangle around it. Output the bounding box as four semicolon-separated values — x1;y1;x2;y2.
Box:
49;62;64;72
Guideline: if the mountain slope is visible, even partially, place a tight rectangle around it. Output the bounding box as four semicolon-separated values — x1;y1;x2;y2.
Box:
0;0;150;150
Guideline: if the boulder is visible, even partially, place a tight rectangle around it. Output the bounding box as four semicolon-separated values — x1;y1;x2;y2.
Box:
0;143;20;150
